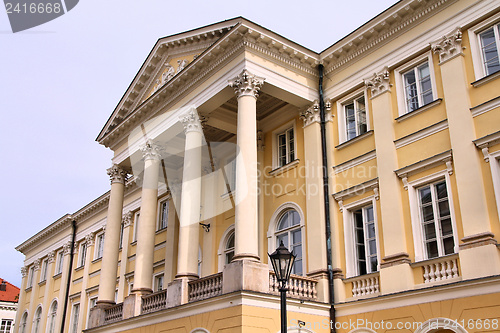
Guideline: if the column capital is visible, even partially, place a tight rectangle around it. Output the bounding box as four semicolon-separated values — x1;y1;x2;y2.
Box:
431;27;463;64
85;232;95;247
141;139;163;162
300;100;333;128
122;211;133;228
47;250;56;264
21;266;27;278
365;67;391;98
33;259;41;271
107;164;127;185
179;108;204;134
63;241;72;256
228;69;265;99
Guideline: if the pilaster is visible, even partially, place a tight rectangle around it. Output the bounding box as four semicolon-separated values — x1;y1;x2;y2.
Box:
55;240;72;333
117;212;132;303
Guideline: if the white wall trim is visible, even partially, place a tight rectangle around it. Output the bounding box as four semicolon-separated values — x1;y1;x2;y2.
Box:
334;150;376;174
470;96;500;117
394;120;448;149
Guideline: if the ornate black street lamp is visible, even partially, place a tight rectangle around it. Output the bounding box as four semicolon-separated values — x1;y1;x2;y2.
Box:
268;241;296;333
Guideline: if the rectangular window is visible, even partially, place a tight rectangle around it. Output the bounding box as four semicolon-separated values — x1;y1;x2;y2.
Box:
158;200;168;230
344;95;367;140
418;180;455;259
78;243;87;267
94;233;104;260
479;23;500;76
55;251;64;275
133;212;140;242
119;222;124;249
353;206;378;275
71;303;80;333
27;266;34;288
154;274;164;292
0;319;13;333
403;62;433;113
277;127;294;167
86;297;97;329
40;259;48;282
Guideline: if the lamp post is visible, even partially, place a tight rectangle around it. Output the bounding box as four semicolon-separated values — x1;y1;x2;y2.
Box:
268;241;296;333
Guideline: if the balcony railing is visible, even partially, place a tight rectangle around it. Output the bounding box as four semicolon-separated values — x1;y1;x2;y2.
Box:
347;273;380;298
142;289;167;314
413;254;460;284
188;272;223;302
269;271;318;300
103;303;123;324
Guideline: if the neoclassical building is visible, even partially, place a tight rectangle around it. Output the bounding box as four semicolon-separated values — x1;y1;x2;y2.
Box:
15;0;500;332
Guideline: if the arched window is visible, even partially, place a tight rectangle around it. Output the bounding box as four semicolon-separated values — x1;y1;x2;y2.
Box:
218;225;235;272
414;318;467;333
224;232;235;264
275;209;303;275
32;306;42;333
47;301;57;333
18;312;28;333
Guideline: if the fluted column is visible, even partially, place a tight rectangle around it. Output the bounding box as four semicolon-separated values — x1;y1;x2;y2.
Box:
97;165;126;307
228;69;264;261
133;140;162;295
176;108;203;279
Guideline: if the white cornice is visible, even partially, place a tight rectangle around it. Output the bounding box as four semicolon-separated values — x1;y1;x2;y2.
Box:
333;178;379;204
395;150;453;189
394;120;448;149
334;150;377;174
470;96;500;118
473;130;500;162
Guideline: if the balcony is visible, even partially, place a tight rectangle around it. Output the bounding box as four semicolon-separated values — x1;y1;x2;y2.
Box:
412;254;461;286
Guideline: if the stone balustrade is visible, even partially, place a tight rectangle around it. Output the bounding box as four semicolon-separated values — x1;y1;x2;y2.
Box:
269;271;318;300
188;272;223;302
348;273;380;298
103;303;123;324
413;255;460;284
142;289;167;314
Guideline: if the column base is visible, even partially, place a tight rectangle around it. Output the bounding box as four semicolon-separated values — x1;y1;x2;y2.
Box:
379;253;413;294
95;300;115;308
232;253;260;262
174;272;199;281
459;233;500;279
222;259;268;294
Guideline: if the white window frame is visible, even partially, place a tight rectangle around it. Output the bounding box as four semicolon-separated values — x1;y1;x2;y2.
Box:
407;171;459;262
86;297;97;329
469;12;500;80
132;211;140;243
153;273;164;292
19;311;28;333
342;196;380;278
55;250;64;275
39;258;48;282
336;87;370;143
267;202;306;276
46;299;57;333
395;52;438;116
272;120;297;169
157;199;169;231
217;225;235;272
26;266;34;288
31;305;42;333
78;242;87;267
94;232;104;260
70;302;80;333
0;319;13;333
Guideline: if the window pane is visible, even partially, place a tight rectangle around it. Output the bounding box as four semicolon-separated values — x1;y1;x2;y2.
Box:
423;222;436;240
290;210;300;226
277;233;288;248
422;205;434;222
226;233;234;249
419;186;432;203
368;239;377;255
480;28;500;75
345;103;356;140
277;212;289;230
369;256;378;273
288;129;294;162
366;222;375;239
426;241;439;259
443;237;455;255
438;200;450;217
293;258;302;275
440;218;453;236
292;229;301;244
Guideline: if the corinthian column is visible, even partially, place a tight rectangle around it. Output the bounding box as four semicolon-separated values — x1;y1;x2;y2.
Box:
97;164;126;307
132;140;162;297
228;69;264;261
175;107;203;279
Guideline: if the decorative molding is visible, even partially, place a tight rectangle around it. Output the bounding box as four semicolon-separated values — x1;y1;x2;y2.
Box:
364;67;391;98
122;211;133;228
333;150;376;174
471;70;500;88
473;130;500;163
47;251;56;264
380;252;411;268
141;139;163;162
21;266;27;277
179;107;203;134
335;130;374;150
33;259;41;271
85;232;96;247
395;150;453;189
332;178;379;207
268;159;300;177
470;96;500;118
107;164;127;185
460;232;497;250
395;99;442;123
228;69;265;99
63;241;72;256
394;120;448;149
431;27;463;64
300;100;320;127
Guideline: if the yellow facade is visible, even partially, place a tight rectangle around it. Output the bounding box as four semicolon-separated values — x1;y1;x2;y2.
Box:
14;0;500;332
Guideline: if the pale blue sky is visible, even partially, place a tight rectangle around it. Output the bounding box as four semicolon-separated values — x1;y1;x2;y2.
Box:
0;0;397;288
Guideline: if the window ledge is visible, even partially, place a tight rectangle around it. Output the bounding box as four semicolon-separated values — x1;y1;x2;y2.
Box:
131;241;137;246
395;99;442;122
335;131;373;150
221;191;234;200
38;280;46;286
91;257;102;264
25;286;32;292
75;265;85;271
269;159;300;177
471;70;500;88
155;227;167;235
410;253;459;267
53;273;62;280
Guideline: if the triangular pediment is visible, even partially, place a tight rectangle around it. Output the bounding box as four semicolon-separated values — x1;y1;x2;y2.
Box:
96;18;241;144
